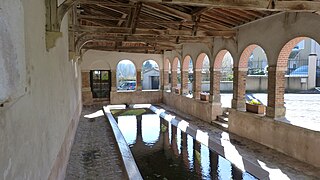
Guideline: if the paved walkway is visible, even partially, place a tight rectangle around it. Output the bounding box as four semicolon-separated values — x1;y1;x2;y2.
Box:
65;106;126;180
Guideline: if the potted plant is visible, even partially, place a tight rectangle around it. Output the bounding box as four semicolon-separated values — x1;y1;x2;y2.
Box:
246;99;265;114
175;87;180;94
200;92;209;101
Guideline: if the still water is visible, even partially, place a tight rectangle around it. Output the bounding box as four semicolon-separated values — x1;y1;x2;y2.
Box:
112;109;257;180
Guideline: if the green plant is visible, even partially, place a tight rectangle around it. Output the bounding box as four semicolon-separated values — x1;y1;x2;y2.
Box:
249;99;261;105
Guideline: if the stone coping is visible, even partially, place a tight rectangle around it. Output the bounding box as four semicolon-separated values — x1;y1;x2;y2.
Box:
102;105;143;180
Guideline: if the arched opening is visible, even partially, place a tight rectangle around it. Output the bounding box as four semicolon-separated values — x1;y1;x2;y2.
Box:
172;57;181;93
214;50;233;107
277;37;320;130
239;45;268;113
141;60;160;90
195;53;210;99
117;60;136;91
182;56;194;97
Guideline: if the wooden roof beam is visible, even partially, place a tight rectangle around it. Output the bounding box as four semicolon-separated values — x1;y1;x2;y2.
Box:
138;0;320;12
70;25;236;37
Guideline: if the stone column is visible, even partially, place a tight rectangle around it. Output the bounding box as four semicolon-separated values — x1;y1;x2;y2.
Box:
171;70;177;93
163;120;170;151
136;116;142;142
81;71;93;105
136;69;142;91
266;66;286;118
210;150;218;178
181;70;189;95
111;69;117;92
181;132;189;168
231;67;247;110
159;69;163;90
163;69;170;90
193;69;202;99
193;139;201;176
171;125;179;156
209;68;221;103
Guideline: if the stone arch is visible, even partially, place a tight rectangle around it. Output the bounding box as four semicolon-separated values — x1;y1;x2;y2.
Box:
164;58;171;71
182;55;192;70
172;57;180;70
239;44;258;68
116;60;137;91
213;50;228;69
141;60;160;90
277;37;307;68
89;60;111;70
195;53;209;70
195;53;210;95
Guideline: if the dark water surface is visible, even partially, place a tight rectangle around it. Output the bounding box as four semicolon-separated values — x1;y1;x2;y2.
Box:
112;109;257;180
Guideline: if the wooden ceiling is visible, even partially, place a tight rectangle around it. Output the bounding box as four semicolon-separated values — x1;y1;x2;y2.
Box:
70;0;280;54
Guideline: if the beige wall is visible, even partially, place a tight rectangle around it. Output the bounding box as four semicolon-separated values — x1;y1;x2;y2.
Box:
111;91;163;105
81;50;164;71
229;109;320;168
0;0;81;179
163;92;222;122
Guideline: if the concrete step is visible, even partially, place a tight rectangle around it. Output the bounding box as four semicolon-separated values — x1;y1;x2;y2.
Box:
217;115;228;123
222;111;229;116
211;120;229;132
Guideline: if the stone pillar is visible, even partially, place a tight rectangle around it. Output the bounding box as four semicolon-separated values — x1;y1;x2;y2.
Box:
181;132;189;168
171;125;179;156
163;120;170;151
231;67;247;110
193;69;201;99
181;70;189;95
136;116;142;142
308;54;317;89
193;139;201;176
209;68;221;103
81;71;93;105
111;69;117;92
171;70;178;92
163;69;170;90
136;69;142;91
210;150;218;177
266;66;286;118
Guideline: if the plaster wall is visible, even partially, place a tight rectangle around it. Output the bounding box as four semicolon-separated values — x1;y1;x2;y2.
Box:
163;92;222;122
228;109;320;168
81;50;164;71
0;0;81;179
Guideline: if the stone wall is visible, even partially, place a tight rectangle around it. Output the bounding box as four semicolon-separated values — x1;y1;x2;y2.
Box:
163;92;222;123
228;109;320;168
111;91;162;105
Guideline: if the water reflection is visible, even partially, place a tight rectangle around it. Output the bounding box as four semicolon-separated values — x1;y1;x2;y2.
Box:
115;110;257;180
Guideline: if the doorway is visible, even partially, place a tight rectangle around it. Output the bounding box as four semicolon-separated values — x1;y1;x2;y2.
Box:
90;70;111;99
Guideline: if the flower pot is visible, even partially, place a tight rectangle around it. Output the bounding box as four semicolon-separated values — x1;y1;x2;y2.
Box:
246;103;265;114
200;94;209;101
175;88;180;94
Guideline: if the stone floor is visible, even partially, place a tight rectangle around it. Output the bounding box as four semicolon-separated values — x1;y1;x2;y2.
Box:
65;106;126;180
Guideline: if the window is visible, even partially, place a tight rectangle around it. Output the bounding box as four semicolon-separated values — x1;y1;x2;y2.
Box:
90;70;111;98
117;60;136;91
